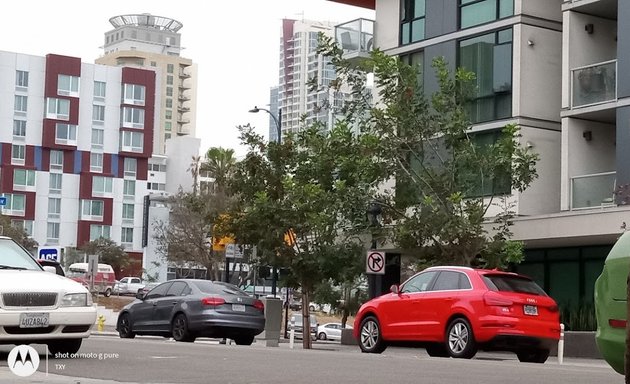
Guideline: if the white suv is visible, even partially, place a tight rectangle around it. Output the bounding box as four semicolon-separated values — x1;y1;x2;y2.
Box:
0;237;96;355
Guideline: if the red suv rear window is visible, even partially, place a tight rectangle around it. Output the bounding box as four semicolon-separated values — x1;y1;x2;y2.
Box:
482;274;546;296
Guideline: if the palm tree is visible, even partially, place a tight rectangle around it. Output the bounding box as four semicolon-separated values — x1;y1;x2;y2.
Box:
188;155;202;195
200;147;236;195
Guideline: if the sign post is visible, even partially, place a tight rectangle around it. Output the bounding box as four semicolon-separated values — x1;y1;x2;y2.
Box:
88;255;99;293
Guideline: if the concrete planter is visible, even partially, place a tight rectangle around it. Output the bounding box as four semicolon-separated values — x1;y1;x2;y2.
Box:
341;329;602;359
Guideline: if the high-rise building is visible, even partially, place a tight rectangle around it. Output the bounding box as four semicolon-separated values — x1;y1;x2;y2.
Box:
328;0;627;309
276;19;349;140
95;14;198;154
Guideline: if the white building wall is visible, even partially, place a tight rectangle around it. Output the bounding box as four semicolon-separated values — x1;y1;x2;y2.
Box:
374;0;399;51
164;136;200;194
518;0;563;22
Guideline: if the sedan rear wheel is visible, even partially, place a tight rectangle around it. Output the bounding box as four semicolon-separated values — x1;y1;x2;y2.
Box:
359;316;386;354
117;313;135;339
517;349;549;363
234;335;255;345
172;314;195;342
47;339;82;356
445;318;477;359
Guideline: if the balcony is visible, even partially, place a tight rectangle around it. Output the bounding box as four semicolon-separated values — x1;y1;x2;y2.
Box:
335;18;373;64
571;60;616;108
177;105;190;113
179;70;191;79
570;171;616;209
564;0;617;19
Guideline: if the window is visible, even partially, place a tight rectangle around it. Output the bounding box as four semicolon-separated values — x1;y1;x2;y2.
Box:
401;0;426;45
166;75;173;85
46;98;70;120
15;95;27;113
94;81;106;98
92;128;104;147
150;61;157;67
458;29;513;123
90;225;111;241
150;164;166;172
3;194;26;215
401;271;438;293
147;182;166;191
49;173;62;193
121;227;134;243
165;110;172;120
55;123;77;145
11;145;25;165
16;70;29;88
11;220;33;236
90;153;104;173
93;105;105;123
58;74;80;96
459;130;512;196
47;222;60;242
460;0;514;29
81;200;104;220
122;107;145;128
121;131;144;152
123;180;136;196
166;99;173;108
166;87;173;97
123;84;146;106
400;51;424;92
48;198;61;219
50;150;64;170
165;122;172;132
122;203;135;220
124;158;137;177
13;169;35;189
167;64;174;73
92;176;113;195
433;271;471;291
13;120;26;137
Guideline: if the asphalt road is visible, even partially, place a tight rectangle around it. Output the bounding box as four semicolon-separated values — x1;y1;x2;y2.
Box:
0;335;621;384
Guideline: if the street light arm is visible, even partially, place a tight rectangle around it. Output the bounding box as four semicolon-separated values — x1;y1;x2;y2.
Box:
249;106;281;144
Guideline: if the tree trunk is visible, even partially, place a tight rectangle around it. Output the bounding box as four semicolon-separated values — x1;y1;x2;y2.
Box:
302;290;312;349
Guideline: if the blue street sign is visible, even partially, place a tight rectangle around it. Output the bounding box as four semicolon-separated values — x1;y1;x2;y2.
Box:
38;247;60;262
0;197;6;206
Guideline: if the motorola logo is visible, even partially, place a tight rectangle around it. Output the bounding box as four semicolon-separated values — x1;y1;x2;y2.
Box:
8;345;40;377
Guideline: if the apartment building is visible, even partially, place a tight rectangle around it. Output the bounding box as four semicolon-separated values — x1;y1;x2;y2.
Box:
95;14;198;154
329;0;626;308
0;51;159;272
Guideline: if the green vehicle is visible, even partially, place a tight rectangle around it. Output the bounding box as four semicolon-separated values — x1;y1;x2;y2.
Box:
595;231;629;374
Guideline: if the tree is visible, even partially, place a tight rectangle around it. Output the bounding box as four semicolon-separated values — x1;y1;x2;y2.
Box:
316;35;539;269
201;147;236;195
224;122;380;349
80;237;130;272
0;215;38;252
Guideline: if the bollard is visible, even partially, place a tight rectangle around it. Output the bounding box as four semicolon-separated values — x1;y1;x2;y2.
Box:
97;315;106;332
289;319;295;349
558;323;565;365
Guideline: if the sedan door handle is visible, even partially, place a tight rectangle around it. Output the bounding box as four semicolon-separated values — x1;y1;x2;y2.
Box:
172;301;178;305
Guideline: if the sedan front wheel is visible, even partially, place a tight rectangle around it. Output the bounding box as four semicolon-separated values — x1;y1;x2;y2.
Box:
358;316;386;354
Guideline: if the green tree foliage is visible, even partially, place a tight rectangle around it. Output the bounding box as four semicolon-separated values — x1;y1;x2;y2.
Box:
80;237;130;272
0;215;38;252
316;35;539;269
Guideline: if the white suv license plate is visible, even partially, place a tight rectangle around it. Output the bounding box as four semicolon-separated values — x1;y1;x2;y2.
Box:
523;305;538;316
19;313;50;328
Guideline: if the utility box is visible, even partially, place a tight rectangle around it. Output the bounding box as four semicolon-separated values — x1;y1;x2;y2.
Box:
261;297;282;347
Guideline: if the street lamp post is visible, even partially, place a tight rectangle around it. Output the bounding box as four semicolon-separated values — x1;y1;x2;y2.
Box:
366;201;382;300
248;106;282;298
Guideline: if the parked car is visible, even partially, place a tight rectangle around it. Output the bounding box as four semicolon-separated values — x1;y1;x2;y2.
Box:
137;282;160;296
114;277;145;295
595;231;629;374
288;313;317;340
317;322;351;341
0;236;96;355
66;262;116;297
116;279;265;345
37;259;65;277
354;266;560;363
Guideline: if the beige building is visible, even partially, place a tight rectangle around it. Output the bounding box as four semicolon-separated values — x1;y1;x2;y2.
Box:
96;13;198;154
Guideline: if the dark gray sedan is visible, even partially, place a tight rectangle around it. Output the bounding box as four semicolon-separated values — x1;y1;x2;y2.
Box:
116;279;265;345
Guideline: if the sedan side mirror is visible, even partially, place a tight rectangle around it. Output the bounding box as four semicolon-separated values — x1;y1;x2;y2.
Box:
390;284;400;294
136;291;145;300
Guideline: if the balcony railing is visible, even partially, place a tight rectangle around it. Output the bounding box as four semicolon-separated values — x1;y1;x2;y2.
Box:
571;60;616;108
570;171;616;209
335;18;374;57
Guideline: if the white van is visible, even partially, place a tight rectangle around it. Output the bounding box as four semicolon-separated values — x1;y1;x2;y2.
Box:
67;263;116;297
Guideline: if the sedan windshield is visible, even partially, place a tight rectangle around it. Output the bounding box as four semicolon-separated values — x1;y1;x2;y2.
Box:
0;238;42;270
482;274;547;296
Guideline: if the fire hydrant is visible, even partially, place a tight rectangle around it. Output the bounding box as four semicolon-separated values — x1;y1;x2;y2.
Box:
97;315;106;332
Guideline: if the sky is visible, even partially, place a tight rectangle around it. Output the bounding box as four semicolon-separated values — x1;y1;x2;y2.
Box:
3;0;374;158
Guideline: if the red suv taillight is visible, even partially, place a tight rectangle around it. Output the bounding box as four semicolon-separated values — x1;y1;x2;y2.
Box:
609;319;627;329
253;299;264;311
201;297;225;306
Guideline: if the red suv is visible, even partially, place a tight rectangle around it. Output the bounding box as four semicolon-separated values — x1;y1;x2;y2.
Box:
354;266;560;363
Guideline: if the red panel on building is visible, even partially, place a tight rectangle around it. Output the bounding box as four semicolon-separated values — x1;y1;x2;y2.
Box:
121;67;156;159
25;192;36;219
43;54;81;146
136;158;149;181
103;153;113;176
78;174;92;200
81;151;90;174
0;164;14;192
328;0;374;9
76;221;90;248
63;150;74;174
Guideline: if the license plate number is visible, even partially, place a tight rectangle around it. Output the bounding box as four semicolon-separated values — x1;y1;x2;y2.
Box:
232;304;245;312
524;305;538;316
19;313;50;328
